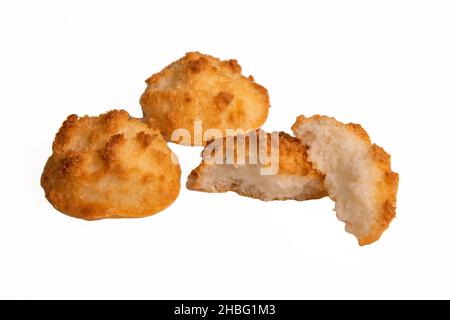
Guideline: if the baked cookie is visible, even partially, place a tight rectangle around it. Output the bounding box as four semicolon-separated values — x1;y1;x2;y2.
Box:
187;131;326;201
292;115;399;245
41;110;181;220
140;52;269;146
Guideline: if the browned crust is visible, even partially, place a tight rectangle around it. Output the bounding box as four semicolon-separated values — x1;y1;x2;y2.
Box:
187;131;327;200
98;133;126;166
140;52;270;146
52;114;80;153
41;110;181;220
214;91;234;109
185;164;206;192
360;144;399;245
277;132;322;176
187;56;209;73
136;131;157;148
291;115;399;245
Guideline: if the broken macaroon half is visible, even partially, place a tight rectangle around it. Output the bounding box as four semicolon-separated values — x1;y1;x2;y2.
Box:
292;115;399;245
187;130;327;201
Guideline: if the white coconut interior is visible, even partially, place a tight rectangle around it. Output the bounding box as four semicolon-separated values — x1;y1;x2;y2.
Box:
293;118;382;238
194;164;325;201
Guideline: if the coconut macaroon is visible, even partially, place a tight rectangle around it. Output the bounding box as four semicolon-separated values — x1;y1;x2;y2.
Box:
41;110;181;220
140;52;270;146
291;115;399;245
187;131;327;201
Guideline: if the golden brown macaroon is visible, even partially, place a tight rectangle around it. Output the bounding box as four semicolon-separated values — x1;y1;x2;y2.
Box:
291;115;399;245
41;110;181;220
187;130;327;201
140;52;270;146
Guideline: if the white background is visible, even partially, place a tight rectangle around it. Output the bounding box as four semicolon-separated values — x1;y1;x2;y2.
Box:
1;0;449;299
